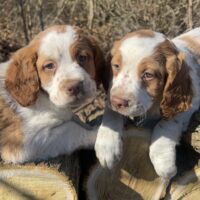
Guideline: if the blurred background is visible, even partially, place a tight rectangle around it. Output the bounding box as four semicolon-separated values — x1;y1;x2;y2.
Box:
0;0;200;120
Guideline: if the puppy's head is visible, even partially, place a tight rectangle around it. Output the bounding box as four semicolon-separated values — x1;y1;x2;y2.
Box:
110;30;193;119
5;25;106;108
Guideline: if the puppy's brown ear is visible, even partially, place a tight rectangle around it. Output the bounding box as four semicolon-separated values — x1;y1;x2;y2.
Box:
5;44;40;107
90;37;110;92
160;52;193;119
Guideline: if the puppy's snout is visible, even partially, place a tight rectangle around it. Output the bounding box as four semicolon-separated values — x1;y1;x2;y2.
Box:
111;96;129;109
66;80;83;96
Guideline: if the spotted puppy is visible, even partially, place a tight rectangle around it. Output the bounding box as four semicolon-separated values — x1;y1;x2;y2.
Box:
95;28;200;179
0;25;106;163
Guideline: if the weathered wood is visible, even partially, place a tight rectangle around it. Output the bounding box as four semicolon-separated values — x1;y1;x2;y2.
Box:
87;127;168;200
0;154;79;200
167;167;200;200
87;126;200;200
183;111;200;153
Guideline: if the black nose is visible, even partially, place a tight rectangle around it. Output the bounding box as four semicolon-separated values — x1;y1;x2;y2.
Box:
111;96;129;109
66;81;83;96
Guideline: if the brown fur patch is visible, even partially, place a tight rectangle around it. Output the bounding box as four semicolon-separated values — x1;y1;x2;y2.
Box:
137;57;166;101
70;31;108;90
36;57;57;87
5;43;40;107
154;39;193;118
179;35;200;64
0;97;23;162
111;50;122;77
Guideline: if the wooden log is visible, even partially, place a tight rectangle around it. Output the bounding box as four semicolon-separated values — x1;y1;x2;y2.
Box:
87;127;168;200
166;167;200;200
0;154;79;200
183;111;200;153
87;126;200;200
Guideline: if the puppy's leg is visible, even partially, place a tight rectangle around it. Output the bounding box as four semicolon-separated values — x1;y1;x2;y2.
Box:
95;105;123;168
149;110;195;179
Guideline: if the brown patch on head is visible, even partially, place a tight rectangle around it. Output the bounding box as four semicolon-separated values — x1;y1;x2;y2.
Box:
111;49;122;77
70;30;108;90
5;42;40;107
153;39;193;118
0;97;23;163
179;35;200;64
137;57;166;101
36;57;57;87
137;39;193;119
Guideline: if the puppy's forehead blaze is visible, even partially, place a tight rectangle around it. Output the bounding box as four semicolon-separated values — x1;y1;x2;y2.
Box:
111;30;165;73
112;29;155;54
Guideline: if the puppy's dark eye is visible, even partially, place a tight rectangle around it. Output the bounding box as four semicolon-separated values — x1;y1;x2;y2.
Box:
112;64;120;71
43;62;56;70
142;72;154;80
77;54;88;63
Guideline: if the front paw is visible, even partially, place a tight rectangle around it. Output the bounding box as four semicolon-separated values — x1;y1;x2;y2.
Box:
149;144;177;179
95;126;123;169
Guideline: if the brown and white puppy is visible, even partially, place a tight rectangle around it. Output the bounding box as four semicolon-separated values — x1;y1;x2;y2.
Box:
95;28;200;179
0;25;106;163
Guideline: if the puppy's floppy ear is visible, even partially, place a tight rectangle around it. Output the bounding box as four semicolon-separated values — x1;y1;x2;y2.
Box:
5;44;40;107
90;37;110;92
160;52;193;119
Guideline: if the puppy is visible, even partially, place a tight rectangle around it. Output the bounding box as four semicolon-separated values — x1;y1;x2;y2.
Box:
95;28;200;179
0;25;106;163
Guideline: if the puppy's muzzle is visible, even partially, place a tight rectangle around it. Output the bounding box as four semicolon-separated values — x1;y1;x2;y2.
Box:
63;80;84;96
111;96;129;109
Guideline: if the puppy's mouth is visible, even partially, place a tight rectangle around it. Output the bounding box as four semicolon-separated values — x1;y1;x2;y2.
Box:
112;104;146;117
111;103;147;125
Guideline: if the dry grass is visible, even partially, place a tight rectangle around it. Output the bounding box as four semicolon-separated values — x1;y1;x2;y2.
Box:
1;0;200;62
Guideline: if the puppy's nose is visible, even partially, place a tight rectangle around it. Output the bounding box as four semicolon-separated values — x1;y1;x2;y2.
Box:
111;96;129;109
66;81;83;96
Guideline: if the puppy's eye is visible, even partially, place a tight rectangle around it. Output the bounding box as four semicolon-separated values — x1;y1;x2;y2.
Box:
43;62;56;71
77;54;88;64
112;64;120;71
142;72;154;80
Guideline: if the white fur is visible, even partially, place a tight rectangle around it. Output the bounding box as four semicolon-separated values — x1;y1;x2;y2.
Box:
0;26;98;163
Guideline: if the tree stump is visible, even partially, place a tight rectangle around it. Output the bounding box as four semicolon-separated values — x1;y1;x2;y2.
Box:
0;154;79;200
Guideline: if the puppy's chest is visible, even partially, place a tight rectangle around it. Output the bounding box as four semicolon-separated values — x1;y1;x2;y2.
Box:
21;107;72;134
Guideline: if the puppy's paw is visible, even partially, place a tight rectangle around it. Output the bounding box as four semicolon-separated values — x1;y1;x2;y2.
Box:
150;143;177;179
95;126;123;169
